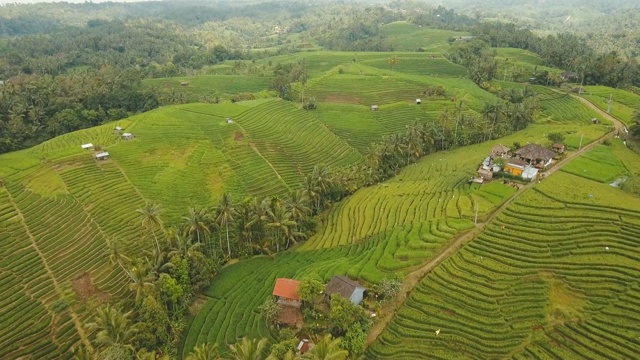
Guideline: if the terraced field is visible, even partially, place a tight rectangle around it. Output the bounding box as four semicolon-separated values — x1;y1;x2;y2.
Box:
381;22;470;52
181;146;517;355
144;75;273;98
581;85;640;126
368;149;640;359
0;154;149;359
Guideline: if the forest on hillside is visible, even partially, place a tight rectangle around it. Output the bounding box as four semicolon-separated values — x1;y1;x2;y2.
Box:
0;0;639;154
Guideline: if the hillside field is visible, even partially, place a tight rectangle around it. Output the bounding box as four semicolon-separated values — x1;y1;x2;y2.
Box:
368;139;640;359
0;31;630;359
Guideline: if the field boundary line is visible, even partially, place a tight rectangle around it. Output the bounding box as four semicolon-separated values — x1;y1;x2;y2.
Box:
231;119;292;192
2;186;93;352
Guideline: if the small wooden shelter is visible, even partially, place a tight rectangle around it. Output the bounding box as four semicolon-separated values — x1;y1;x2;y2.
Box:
515;144;556;168
180;81;189;87
416;98;421;105
81;143;94;150
370;105;379;111
273;278;301;307
122;133;134;140
115;126;123;131
95;152;110;160
490;144;510;158
477;168;493;181
552;143;565;153
297;339;310;354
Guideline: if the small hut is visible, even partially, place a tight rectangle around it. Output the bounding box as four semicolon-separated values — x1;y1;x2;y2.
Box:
122;133;134;141
180;81;189;87
552;143;565;153
226;118;234;124
370;105;379;111
591;118;600;124
416;98;421;105
95;152;110;160
477;168;493;181
81;143;94;150
115;126;123;132
490;144;510;158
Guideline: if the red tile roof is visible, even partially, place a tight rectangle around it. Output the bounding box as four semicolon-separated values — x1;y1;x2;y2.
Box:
273;278;300;301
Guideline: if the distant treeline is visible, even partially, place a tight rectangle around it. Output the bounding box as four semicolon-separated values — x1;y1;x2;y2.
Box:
471;22;639;88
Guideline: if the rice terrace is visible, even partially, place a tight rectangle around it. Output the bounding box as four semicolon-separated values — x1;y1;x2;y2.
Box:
0;0;639;359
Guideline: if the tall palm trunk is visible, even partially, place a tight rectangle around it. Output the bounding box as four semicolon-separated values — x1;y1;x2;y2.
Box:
226;223;231;258
151;228;160;252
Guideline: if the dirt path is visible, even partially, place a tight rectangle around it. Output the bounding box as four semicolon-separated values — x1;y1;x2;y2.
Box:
366;109;622;346
3;187;94;352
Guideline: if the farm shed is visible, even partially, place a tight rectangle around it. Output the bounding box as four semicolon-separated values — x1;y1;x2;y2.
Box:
180;81;189;86
115;126;123;131
325;275;366;305
95;152;110;160
370;105;379;111
273;278;301;307
416;98;421;105
122;133;134;140
504;159;527;177
591;118;600;124
553;143;565;153
515;144;555;168
81;143;94;150
226;118;234;124
490;144;510;158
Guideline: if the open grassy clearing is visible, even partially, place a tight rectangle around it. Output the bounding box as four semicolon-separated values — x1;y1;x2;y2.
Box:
381;22;470;52
561;143;630;183
368;145;640;359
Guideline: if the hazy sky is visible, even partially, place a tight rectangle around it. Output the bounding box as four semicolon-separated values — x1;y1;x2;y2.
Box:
0;0;147;4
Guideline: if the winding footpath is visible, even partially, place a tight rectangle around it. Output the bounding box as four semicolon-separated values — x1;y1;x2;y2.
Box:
366;94;627;346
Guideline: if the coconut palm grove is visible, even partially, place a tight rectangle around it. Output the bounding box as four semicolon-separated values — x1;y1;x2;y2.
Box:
0;0;639;359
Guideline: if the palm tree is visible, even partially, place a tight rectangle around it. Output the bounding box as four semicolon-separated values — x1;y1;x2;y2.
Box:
266;205;298;252
365;146;380;181
388;55;399;75
129;266;155;303
453;100;466;147
136;202;163;252
246;196;270;246
186;343;220;360
85;306;139;350
107;239;135;282
302;175;320;212
183;206;211;244
215;193;238;258
229;337;269;360
306;334;348;360
285;190;311;227
168;230;203;259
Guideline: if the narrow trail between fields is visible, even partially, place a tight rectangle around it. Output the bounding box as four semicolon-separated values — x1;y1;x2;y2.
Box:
3;187;94;352
232;120;292;192
366;105;623;346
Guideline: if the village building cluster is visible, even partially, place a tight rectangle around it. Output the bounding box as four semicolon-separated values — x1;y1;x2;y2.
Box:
271;275;367;355
473;142;564;184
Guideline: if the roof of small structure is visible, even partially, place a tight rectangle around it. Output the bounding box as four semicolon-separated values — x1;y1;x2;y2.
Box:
477;168;492;177
115;126;122;130
273;278;300;301
95;151;110;158
553;143;565;149
507;158;528;168
491;144;510;154
122;132;133;137
278;304;302;325
515;144;555;161
325;276;365;299
81;143;94;149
